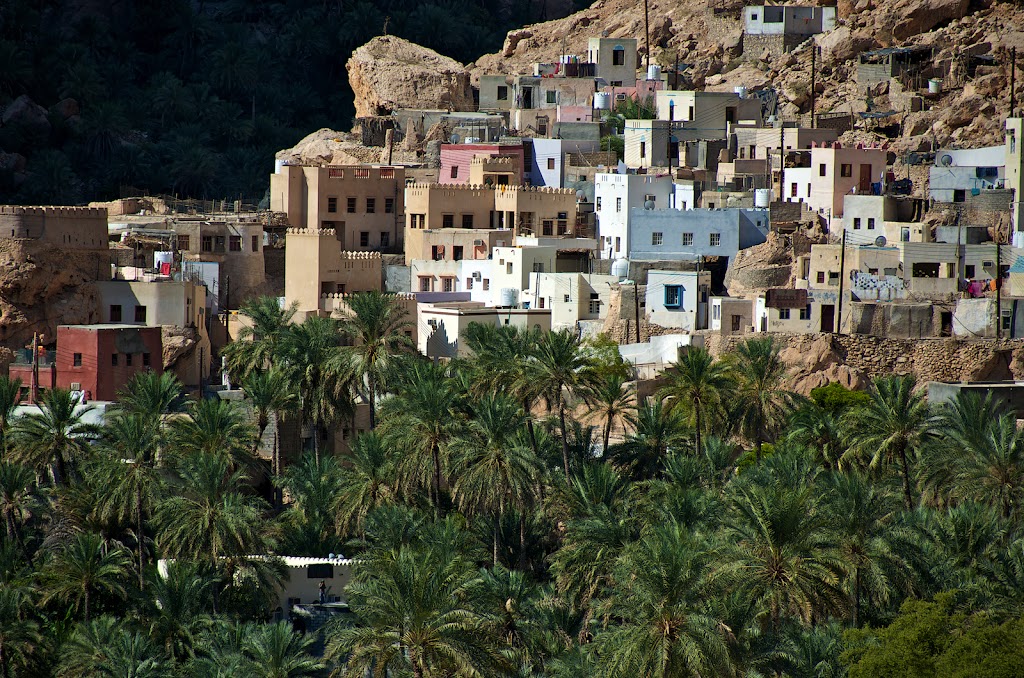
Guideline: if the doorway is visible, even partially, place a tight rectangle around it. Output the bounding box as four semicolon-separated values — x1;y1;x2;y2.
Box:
859;164;872;193
940;311;953;337
820;304;835;333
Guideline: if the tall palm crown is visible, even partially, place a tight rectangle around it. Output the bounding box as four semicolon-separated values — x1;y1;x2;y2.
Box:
610;399;690;480
167;398;257;472
729;337;795;460
333;433;397;537
10;387;97;486
221;295;298;380
0;375;23;456
335;290;414;430
657;346;733;456
846;374;938;511
585;371;636;457
116;371;185;422
40;532;132;621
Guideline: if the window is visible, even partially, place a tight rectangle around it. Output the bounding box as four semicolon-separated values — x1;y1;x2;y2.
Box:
230;235;242;251
818;163;826;177
73;353;82;367
461;214;474;228
178;235;190;250
112;353;119;366
752;12;759;19
385;197;394;213
589;299;601;314
135;305;147;322
453;246;463;261
142;353;151;367
419;277;431;292
307;564;334;579
853;218;861;230
214;236;225;252
564;294;570;303
799;304;810;320
596;197;602;210
497;85;508;101
110;304;122;322
613;47;625;65
1003;310;1012;330
778;308;791;320
912;262;940;278
731;315;742;332
354;168;370;178
790;182;798;197
946;262;956;278
615;237;621;252
867;218;875;230
359;232;369;247
466;277;474;290
652;232;663;246
126;353;133;366
538;297;545;308
546;90;556;104
366;198;375;213
547;158;555;170
840;164;852;177
482;279;490;290
640;141;646;159
506;262;513;274
682;233;693;246
443;277;454;292
543;220;553;236
252;235;259;251
816;271;826;284
328;197;338;213
380;232;390;248
709;233;721;247
965;264;976;278
664;285;681;308
201;236;213;252
616;197;622;212
451;166;459;179
346;197;356;213
442;214;454;228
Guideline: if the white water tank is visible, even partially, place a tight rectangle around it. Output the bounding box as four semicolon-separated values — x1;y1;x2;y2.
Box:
154;251;174;269
594;92;612;110
754;188;773;208
734;85;747;99
274;158;284;174
647;64;662;81
499;288;518;307
928;78;943;94
611;258;630;280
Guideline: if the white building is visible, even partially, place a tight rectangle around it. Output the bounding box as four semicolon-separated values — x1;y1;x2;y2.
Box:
644;270;711;330
489;245;558;306
521;272;619;329
594;172;674;258
418;301;552;360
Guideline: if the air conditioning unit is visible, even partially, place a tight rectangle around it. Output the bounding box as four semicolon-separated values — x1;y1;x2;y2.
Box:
474;239;485;246
70;382;81;391
472;271;482;280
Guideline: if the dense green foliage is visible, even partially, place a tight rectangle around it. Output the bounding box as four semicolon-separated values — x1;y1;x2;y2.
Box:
3;292;1024;676
0;0;586;205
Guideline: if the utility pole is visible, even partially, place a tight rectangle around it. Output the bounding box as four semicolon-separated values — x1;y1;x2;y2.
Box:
30;332;39;404
810;46;817;127
644;0;651;69
633;281;641;343
1012;47;1017;119
835;229;846;334
997;238;1003;339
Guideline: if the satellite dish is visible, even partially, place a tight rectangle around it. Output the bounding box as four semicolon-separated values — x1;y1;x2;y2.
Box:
450;133;461;144
576;189;586;201
906;152;921;165
939;153;954;167
874;235;887;247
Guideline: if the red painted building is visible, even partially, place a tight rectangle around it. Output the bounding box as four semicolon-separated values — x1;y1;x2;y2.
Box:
439;144;525;185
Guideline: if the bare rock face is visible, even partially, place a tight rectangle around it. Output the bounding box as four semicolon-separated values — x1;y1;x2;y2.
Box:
0;239;105;347
346;36;474;118
884;0;972;40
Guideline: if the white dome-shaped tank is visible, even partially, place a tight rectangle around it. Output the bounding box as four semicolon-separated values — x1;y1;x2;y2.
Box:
274;158;285;174
499;288;518;307
594;92;612;110
734;85;747;99
754;188;773;208
611;258;630;280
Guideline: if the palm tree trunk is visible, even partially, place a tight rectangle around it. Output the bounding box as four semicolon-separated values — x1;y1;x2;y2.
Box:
273;421;281;509
523;398;539;456
694;398;702;456
431;441;443;516
559;405;571;483
603;413;612;457
493;515;500;567
136;486;145;591
854;566;861;627
368;375;376;430
53;453;67;487
83;587;90;622
518;513;527;570
898;444;914;511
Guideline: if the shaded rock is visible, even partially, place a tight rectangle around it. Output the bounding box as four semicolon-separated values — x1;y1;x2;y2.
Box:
2;95;50;135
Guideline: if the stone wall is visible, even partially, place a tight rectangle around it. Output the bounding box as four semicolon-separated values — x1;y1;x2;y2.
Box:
742;34;805;58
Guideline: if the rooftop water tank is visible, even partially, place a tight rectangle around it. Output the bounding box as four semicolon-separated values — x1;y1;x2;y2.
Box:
594;92;612;110
499;288;518;307
754;188;773;208
611;258;630;280
647;64;662;81
734;85;747;99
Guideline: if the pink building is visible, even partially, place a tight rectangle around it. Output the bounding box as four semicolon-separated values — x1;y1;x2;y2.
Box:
556;105;595;123
439;144;525;185
807;143;888;218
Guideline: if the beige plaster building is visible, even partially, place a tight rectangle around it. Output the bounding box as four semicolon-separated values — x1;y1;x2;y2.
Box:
0;205;108;249
284;228;383;315
418;301;551;360
270;164;406;253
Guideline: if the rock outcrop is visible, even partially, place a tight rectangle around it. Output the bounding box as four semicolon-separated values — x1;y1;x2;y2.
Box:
346;36;474;118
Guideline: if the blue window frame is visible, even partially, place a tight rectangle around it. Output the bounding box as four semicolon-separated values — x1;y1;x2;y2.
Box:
664;285;682;308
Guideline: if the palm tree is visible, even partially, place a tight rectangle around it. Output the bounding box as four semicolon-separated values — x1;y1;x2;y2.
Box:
595;522;730;677
141;562;214;661
657;346;733;455
380;361;460;509
846;374;938;511
527;329;597;483
719;484;845;630
92;414;163;590
0;376;22;457
333;433;397;538
0;462;35;552
787;400;848;470
609;399;690;480
10;388;98;486
729;337;795;460
241;622;324;677
278;453;344;556
40;532;132;621
0;586;40;678
449;394;542;565
585;372;636;457
278;315;348;458
335;290;414;430
167;398;257;472
221;295;298;380
932;414;1024;519
116;371;185;422
326;547;512;677
243;367;299;503
59;616;167;677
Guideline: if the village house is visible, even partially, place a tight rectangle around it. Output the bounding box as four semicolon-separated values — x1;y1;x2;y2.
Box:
586;37;639;86
0;205;109;249
755;288;844;333
785;144;888;219
655;90;762;136
439;143;525;185
709;296;755;335
520;272;619;330
418;301;551;360
284;228;383;317
742;5;837;55
929;145;1005;203
627;207;770;264
594;171;674;258
644;270;711;330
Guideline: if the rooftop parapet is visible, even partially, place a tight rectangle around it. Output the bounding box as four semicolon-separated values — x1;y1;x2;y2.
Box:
0;205;108;218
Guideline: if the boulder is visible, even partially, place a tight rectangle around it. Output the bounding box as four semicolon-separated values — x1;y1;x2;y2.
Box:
818;26;878;63
2;95;50;135
887;0;971;40
346;36;474;118
503;29;534;57
51;98;79;119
